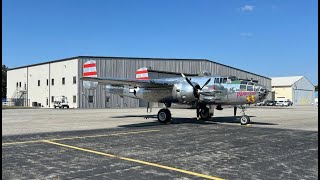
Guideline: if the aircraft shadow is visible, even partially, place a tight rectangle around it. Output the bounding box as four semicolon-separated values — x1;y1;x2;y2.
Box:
116;115;278;128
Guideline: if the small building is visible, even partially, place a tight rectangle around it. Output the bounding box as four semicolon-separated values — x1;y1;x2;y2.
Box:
271;76;315;105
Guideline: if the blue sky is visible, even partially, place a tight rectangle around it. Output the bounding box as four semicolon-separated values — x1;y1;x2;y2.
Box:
3;0;318;85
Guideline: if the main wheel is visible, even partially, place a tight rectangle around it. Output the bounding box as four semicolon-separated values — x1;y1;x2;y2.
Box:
240;115;250;125
199;107;211;120
157;109;171;124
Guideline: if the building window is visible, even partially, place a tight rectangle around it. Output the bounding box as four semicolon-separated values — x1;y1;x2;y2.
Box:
24;83;26;90
51;96;54;103
46;98;49;105
38;80;40;86
47;79;49;86
52;79;54;86
16;82;18;87
73;95;76;103
62;77;65;85
73;76;76;84
19;82;21;87
88;95;94;103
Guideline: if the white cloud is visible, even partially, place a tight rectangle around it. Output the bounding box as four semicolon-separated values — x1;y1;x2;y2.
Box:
241;5;255;12
240;32;253;38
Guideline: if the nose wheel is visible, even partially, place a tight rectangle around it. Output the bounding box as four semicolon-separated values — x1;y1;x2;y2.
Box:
239;105;251;125
157;109;172;124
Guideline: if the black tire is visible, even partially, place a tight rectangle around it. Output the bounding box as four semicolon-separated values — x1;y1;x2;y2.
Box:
157;109;171;124
199;107;210;120
67;106;69;108
54;106;56;109
240;115;250;125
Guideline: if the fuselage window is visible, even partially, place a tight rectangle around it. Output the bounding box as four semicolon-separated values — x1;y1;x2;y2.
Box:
214;78;219;84
247;85;254;91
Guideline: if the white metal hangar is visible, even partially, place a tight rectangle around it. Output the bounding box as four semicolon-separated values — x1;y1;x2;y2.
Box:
271;76;315;105
7;56;271;108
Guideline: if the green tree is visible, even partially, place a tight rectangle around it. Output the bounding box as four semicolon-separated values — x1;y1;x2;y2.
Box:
2;65;8;98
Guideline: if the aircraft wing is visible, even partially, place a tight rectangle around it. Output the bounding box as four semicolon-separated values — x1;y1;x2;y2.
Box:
81;77;175;88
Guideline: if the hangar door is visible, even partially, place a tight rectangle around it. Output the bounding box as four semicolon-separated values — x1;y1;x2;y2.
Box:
294;89;314;105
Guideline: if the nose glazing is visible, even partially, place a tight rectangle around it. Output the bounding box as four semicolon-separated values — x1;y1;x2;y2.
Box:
258;86;268;100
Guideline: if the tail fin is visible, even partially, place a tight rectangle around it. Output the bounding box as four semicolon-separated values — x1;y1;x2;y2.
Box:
136;67;149;80
83;60;98;89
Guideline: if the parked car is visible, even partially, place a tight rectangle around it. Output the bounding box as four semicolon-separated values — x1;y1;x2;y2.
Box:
267;101;277;106
287;100;293;106
276;100;289;107
255;100;270;106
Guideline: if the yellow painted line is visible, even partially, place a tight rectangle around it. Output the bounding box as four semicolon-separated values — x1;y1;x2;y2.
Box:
49;129;160;141
2;129;160;146
44;140;225;180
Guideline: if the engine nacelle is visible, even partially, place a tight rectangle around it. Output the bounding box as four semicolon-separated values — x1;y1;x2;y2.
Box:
172;82;198;103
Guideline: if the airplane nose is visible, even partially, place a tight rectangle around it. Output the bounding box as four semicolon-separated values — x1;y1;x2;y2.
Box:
258;87;269;100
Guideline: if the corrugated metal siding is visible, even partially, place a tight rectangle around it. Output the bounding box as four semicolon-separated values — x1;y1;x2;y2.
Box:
292;77;315;105
78;57;271;108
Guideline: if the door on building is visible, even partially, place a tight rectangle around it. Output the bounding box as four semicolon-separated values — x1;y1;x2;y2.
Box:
105;96;110;108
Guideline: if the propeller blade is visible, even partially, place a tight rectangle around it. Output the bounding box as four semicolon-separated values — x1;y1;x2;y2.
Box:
200;78;211;90
182;73;196;89
234;106;237;116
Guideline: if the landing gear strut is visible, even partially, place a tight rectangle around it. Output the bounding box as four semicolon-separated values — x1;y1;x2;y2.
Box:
239;105;250;125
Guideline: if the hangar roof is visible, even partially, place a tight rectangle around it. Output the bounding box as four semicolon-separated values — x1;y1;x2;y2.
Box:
271;76;305;87
7;55;271;79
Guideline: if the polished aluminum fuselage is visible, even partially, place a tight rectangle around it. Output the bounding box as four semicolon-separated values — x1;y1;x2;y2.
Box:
106;76;267;105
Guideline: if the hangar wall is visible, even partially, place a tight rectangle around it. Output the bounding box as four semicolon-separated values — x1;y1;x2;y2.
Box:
78;57;271;108
7;56;271;108
292;77;315;105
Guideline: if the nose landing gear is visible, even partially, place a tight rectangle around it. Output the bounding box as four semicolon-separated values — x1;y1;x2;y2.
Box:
239;105;250;125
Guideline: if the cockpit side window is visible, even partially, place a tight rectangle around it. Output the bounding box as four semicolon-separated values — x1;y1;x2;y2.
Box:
247;85;254;91
214;78;219;83
240;84;246;91
222;78;227;83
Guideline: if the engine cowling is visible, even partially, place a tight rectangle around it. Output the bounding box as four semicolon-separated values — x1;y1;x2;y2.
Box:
173;82;199;103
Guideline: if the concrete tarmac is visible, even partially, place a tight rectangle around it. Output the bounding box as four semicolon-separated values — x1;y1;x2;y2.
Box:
2;106;318;179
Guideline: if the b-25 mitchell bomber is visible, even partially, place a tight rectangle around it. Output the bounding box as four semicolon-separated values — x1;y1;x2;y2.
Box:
81;60;269;125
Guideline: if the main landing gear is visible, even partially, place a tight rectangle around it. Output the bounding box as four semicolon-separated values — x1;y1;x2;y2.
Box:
157;109;172;123
157;103;172;124
157;103;214;124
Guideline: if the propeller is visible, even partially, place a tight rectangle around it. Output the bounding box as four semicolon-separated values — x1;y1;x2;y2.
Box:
181;73;211;98
234;106;237;116
181;73;211;120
